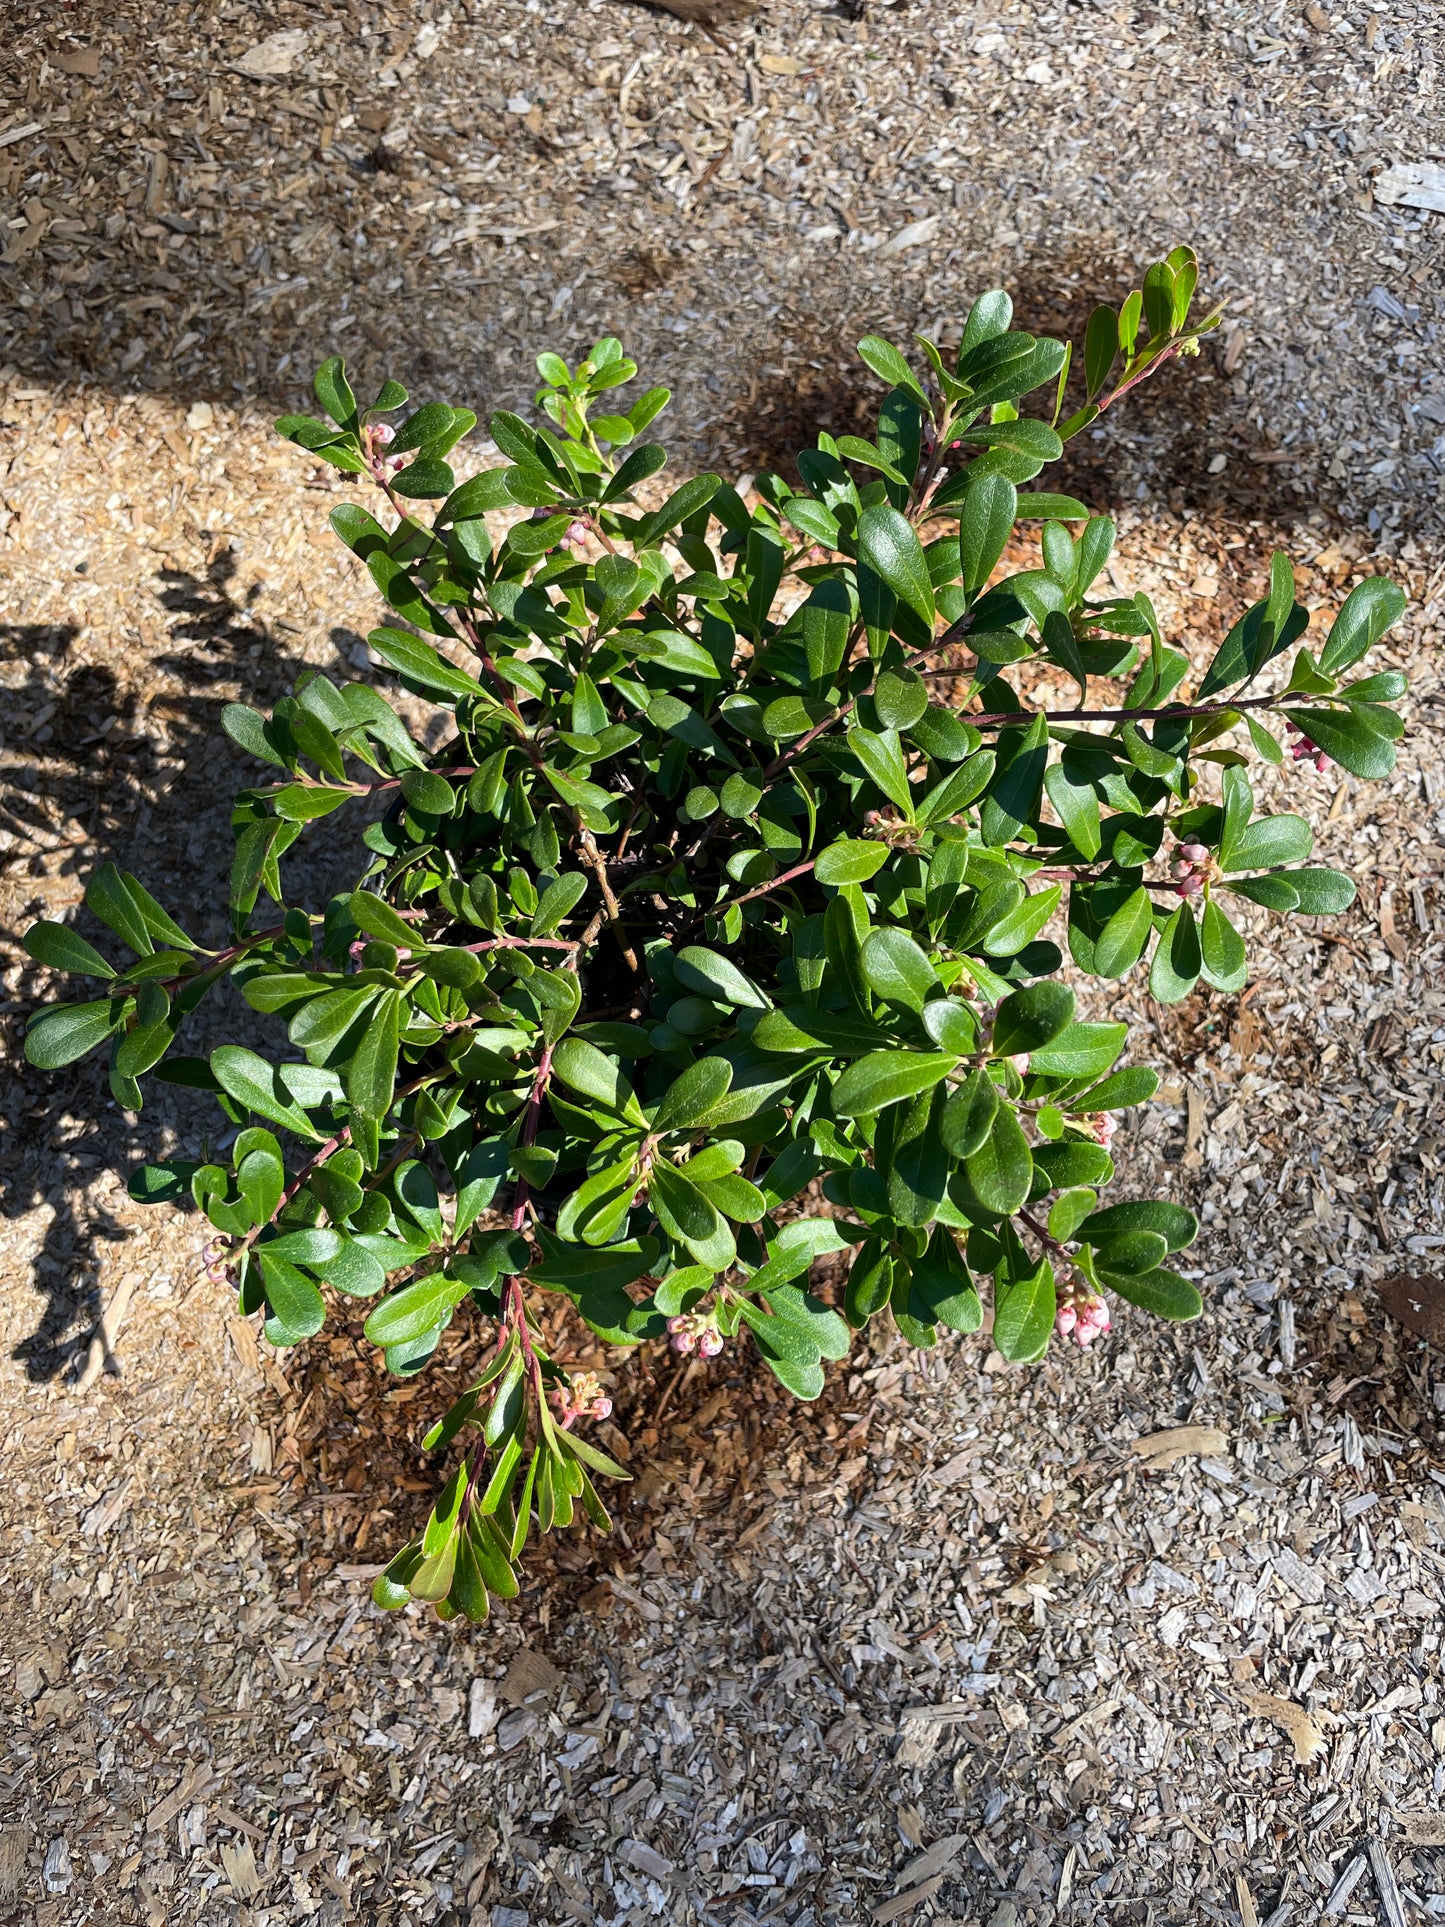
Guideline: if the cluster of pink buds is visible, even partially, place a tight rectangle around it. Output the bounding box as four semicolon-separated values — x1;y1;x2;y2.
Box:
363;420;412;478
555;518;591;559
1170;837;1212;899
666;1312;724;1358
1080;1111;1116;1150
1285;721;1330;773
552;1370;613;1426
1055;1278;1112;1349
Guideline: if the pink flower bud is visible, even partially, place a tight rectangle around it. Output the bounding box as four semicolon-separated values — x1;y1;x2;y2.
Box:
593;1396;613;1420
1314;751;1330;773
1171;858;1194;880
671;1329;696;1354
372;422;396;446
1055;1303;1077;1336
698;1328;724;1358
1179;840;1208;865
1176;871;1203;898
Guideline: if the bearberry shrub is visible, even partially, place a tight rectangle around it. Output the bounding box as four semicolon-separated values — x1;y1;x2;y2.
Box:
23;247;1408;1623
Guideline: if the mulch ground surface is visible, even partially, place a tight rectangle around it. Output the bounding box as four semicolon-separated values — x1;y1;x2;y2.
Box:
2;1;1445;1923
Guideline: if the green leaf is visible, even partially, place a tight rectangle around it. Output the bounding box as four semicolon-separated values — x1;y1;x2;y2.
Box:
1149;903;1202;1005
874;665;929;732
602;442;667;503
1281;704;1398;781
920;998;979;1054
858;504;935;625
1318;574;1406;675
939;1067;999;1158
861;927;938;1011
980;883;1060;958
958;474;1017;596
651;1056;733;1133
1083;1199;1197;1251
1199;899;1247;992
964;1103;1033;1217
1043;762;1101;860
258;1253;327;1339
908;1227;982;1332
85;862;153;955
1093;887;1153;979
314;356;359;431
345;989;401;1119
1224;814;1312;872
814;839;889;886
980;714;1048;846
992;981;1074;1057
1225;873;1299;911
831;1050;958;1117
531;871;588;937
25;998;127;1070
1084;304;1117;399
857;335;929;407
368;627;483;701
24;920;115;979
1105;1265;1203;1320
1029;1021;1127;1079
1070;1066;1159;1113
1093;1228;1169;1278
993;1256;1055;1362
1286;867;1357;915
648;1160;735;1270
917;752;996;828
675;945;770;1011
364;1273;470;1348
848;727;914;815
1246;713;1284;765
1197;597;1308;699
211;1046;326;1139
1048;1186;1097;1242
550;1036;648;1124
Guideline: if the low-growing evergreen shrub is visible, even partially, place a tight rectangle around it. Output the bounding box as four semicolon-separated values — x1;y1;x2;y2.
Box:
24;247;1407;1622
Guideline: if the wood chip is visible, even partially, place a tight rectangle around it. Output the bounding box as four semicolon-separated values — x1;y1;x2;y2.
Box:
1373;160;1445;215
1242;1691;1327;1764
218;1837;263;1901
873;1872;947;1923
498;1648;563;1706
1273;1547;1326;1606
1130;1426;1228;1467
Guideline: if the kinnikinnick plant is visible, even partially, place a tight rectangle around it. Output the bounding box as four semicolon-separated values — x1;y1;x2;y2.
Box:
24;247;1408;1623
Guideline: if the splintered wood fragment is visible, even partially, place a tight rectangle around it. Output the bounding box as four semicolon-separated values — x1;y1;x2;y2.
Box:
1130;1426;1228;1468
1242;1691;1327;1764
872;1873;947;1923
219;1838;263;1901
1235;1873;1258;1927
73;1271;138;1393
1368;1840;1409;1927
893;1835;966;1888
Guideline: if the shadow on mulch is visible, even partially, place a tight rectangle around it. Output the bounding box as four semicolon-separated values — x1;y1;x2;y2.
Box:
233;1279;873;1638
1295;1287;1443;1458
1;546;359;1382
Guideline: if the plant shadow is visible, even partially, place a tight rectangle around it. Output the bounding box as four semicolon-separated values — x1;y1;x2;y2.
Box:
1;548;357;1381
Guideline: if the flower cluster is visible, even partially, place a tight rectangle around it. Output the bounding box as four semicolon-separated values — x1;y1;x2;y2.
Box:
1080;1112;1117;1151
1055;1277;1113;1348
666;1311;725;1358
1285;720;1331;773
551;1370;613;1426
1170;837;1213;898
